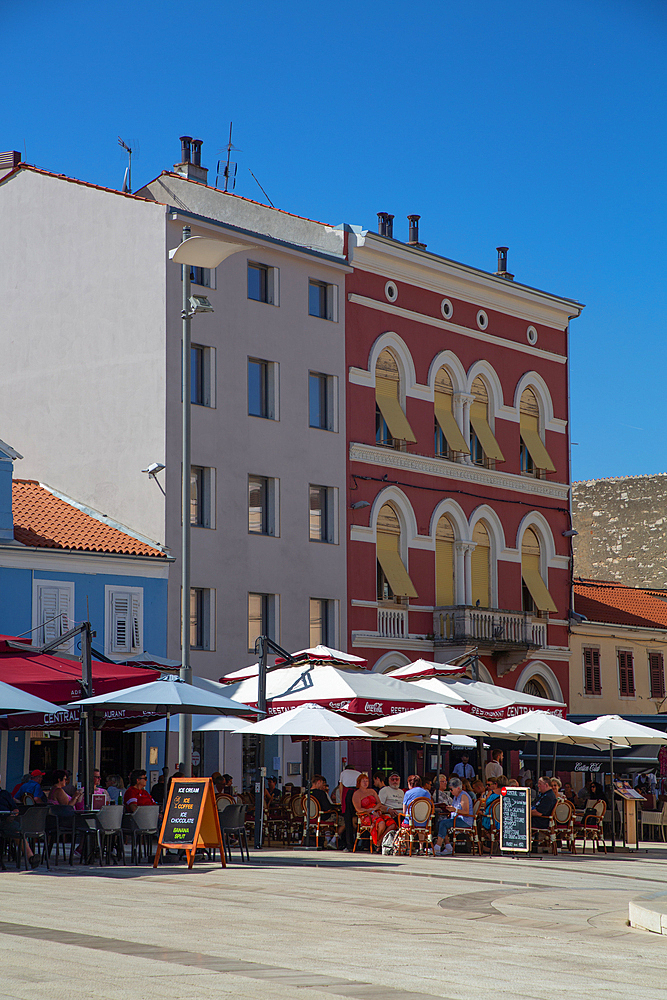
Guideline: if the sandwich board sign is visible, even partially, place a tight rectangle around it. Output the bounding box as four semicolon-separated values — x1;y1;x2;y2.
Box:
153;777;225;869
499;786;530;853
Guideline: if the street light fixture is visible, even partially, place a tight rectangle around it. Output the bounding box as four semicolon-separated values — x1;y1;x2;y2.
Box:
169;229;247;776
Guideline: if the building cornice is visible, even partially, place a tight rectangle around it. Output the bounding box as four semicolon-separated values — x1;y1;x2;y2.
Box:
349;236;583;326
0;545;172;577
348;293;567;364
349;442;570;501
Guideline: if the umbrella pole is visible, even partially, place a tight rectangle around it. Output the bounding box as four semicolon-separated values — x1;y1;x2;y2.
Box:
609;741;616;852
536;734;541;786
476;737;484;780
552;743;557;777
305;734;313;848
436;730;442;798
163;710;170;784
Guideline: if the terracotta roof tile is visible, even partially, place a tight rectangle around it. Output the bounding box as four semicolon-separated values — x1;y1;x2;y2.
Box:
12;480;165;558
574;578;667;629
0;163;159;203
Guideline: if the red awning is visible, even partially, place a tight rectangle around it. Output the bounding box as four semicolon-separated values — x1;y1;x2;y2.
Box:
0;636;157;704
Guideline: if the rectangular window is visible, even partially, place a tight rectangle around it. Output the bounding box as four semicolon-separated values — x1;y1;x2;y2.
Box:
248;592;277;652
190;466;215;528
248;475;278;536
190;344;215;407
309;598;336;648
190;588;214;650
105;586;143;657
189;265;211;287
308;279;337;321
618;650;635;697
650;652;666;700
309;372;336;431
248;358;278;419
583;647;601;695
434;420;453;460
32;580;75;652
248;262;278;304
309;485;336;543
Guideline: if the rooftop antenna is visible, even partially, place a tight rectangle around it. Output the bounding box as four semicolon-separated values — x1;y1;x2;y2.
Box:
248;168;274;208
215;122;239;191
118;136;132;193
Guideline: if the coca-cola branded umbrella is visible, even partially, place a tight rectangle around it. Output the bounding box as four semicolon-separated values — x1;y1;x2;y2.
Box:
220;646;368;684
405;676;565;721
387;658;469;680
220;663;465;721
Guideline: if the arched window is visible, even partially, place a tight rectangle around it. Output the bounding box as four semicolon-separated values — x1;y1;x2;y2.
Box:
375;350;415;448
520;387;555;476
470;376;504;467
521;527;557;614
523;676;548;698
434;367;468;460
471;521;491;609
435;514;455;606
376;503;417;602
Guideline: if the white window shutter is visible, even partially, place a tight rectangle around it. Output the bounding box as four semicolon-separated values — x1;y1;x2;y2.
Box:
40;588;61;644
131;591;143;652
111;592;131;654
58;586;71;635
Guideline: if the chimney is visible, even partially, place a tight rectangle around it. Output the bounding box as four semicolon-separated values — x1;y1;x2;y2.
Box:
494;246;514;280
0;150;21;181
407;214;426;249
377;212;388;236
173;135;208;185
386;214;394;239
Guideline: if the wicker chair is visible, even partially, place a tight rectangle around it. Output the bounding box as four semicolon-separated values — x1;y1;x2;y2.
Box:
574;801;607;854
552;799;576;854
393;797;435;856
640;802;667;842
300;794;338;848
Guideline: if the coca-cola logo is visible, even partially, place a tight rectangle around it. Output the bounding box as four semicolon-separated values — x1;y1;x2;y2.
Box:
328;701;351;712
364;701;384;715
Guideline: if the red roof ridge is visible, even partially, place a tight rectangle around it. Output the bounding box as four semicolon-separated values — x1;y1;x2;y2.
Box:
573;473;667;485
0;163;161;204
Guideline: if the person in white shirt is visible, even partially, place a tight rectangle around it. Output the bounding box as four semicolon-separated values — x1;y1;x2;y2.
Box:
485;750;503;780
453;755;475;780
338;765;361;850
378;773;404;816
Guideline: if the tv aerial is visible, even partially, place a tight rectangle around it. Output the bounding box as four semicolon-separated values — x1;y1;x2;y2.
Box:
118;136;133;193
216;122;240;191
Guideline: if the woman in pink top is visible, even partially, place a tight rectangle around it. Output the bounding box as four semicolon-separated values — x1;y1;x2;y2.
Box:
47;770;84;808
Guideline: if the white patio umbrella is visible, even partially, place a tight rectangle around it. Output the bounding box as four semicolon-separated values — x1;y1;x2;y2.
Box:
239;703;378;842
366;704;513;789
0;679;63;715
579;715;667;850
127;714;252;734
387;658;469;680
495;711;610;786
69;676;252;779
407;676;565;719
220;645;368;684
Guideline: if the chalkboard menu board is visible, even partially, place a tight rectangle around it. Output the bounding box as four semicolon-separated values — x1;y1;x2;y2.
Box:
154;777;224;869
500;787;530;853
162;780;207;847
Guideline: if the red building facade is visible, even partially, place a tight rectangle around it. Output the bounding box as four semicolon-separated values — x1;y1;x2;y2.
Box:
344;227;583;708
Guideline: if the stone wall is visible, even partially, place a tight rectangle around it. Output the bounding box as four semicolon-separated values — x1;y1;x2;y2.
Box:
572;474;667;588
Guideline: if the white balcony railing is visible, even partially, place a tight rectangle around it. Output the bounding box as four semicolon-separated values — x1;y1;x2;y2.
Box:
378;606;409;639
433;606;546;648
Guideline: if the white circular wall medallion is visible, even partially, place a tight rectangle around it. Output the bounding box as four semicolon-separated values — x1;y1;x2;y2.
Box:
385;281;398;302
476;309;488;330
441;298;453;320
527;325;538;345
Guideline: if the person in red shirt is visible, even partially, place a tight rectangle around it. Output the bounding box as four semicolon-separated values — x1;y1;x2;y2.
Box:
123;770;156;813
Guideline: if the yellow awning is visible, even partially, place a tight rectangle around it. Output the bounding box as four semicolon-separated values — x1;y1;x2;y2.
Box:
521;563;557;613
376;376;416;442
520;414;556;472
377;532;418;598
434;391;469;454
469;401;504;462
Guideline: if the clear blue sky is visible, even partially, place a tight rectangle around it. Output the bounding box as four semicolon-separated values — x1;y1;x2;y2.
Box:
5;0;666;483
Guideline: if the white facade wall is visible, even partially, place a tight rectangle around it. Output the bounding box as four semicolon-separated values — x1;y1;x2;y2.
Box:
0;170;168;545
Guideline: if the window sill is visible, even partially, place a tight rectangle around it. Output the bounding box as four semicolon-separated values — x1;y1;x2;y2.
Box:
309;538;336;545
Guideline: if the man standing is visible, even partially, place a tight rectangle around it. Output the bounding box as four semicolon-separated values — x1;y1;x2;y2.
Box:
453;755;475;780
338;762;361;851
485;750;504;780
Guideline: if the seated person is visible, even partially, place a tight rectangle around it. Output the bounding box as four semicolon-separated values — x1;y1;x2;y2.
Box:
562;781;577;804
401;775;432;851
0;779;39;868
92;770;110;806
373;773;386;792
506;778;519;787
310;775;337;819
264;776;281;808
435;777;473;855
14;769;47;804
352;773;395;848
47;770;84;810
150;775;166;805
378;773;404;816
123;769;157;813
479;777;500;839
432;774;451;810
471;778;485;800
531;777;557;837
550;777;565;801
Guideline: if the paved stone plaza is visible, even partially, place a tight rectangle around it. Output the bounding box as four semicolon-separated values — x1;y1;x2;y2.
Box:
2;847;667;1000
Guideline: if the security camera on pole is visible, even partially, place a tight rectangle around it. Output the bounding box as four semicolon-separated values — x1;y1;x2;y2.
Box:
169;230;247;775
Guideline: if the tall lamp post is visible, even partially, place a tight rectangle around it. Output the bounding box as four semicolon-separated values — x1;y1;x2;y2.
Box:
169;232;246;775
